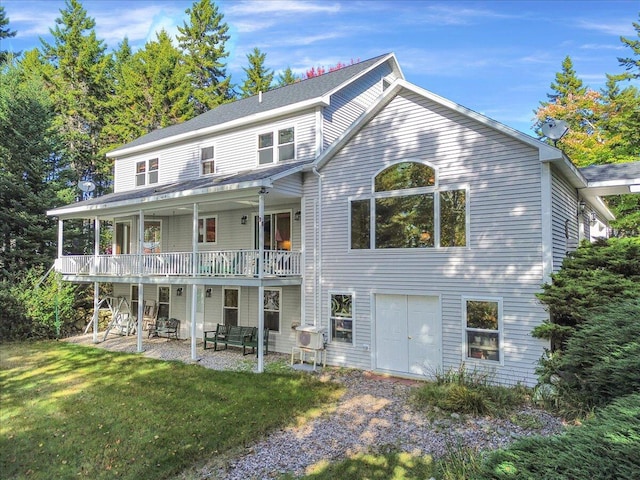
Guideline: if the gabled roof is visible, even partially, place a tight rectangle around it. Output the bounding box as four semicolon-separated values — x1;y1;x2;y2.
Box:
47;160;312;218
108;53;400;158
579;162;640;195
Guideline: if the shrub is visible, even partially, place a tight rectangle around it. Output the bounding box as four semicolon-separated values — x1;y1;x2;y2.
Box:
477;393;640;479
534;237;640;350
556;300;640;408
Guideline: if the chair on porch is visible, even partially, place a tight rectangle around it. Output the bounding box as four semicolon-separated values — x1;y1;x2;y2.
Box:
142;300;158;331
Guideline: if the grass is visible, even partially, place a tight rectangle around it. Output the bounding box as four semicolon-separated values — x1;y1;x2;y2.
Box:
0;341;341;480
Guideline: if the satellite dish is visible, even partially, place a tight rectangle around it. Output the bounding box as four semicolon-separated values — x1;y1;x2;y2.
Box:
78;180;96;193
541;119;569;142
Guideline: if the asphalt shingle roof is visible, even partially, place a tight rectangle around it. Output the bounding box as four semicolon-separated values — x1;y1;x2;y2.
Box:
110;54;390;154
57;160;312;211
580;162;640;183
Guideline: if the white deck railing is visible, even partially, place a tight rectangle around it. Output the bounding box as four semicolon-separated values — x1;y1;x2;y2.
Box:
55;250;302;278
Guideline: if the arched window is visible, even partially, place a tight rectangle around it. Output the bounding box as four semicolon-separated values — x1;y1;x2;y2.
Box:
374;162;435;192
350;161;467;249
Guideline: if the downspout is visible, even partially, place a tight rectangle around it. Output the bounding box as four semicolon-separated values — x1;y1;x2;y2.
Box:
312;167;323;328
191;203;199;361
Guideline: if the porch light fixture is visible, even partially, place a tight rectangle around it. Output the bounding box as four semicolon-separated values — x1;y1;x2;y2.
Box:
205;288;212;298
578;200;586;215
241;215;248;225
590;212;597;223
294;210;301;221
176;287;183;297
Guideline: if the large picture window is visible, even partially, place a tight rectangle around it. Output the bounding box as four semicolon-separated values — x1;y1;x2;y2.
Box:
464;299;501;362
258;127;295;165
350;161;467;249
330;293;354;343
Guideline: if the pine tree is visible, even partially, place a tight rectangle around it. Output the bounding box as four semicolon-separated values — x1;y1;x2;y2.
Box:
0;59;61;280
546;56;587;104
617;13;640;81
117;30;193;136
277;67;299;87
39;0;114;195
0;5;17;63
177;0;233;114
239;47;274;98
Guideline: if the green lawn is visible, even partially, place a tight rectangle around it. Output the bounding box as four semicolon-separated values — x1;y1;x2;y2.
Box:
0;341;341;480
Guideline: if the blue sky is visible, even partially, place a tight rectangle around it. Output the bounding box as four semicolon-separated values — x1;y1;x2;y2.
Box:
3;0;638;135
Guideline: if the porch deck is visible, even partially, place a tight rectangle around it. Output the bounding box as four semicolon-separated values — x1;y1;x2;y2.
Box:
55;250;302;278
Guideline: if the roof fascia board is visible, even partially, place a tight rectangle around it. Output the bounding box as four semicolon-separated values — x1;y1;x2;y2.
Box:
107;98;329;159
47;179;273;219
320;53;403;103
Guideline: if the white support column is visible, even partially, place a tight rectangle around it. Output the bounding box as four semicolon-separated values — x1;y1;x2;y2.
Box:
257;190;265;373
94;217;100;274
137;282;144;353
92;281;99;343
137;210;145;353
57;219;64;259
191;203;199;361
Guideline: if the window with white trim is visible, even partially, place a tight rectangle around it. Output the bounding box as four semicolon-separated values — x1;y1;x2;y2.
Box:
223;288;239;327
464;298;501;362
349;161;467;249
136;158;159;186
263;289;280;332
258;127;295;165
158;286;170;319
201;146;215;175
198;216;217;244
330;293;354;344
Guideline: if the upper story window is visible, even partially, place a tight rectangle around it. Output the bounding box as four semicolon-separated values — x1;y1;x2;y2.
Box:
136;158;159;187
258;127;295;165
201;146;215;175
350;161;467;249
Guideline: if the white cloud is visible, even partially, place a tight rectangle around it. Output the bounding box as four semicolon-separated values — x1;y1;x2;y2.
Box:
575;19;636;36
225;0;341;16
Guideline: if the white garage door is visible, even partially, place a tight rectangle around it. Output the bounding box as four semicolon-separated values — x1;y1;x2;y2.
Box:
375;294;441;377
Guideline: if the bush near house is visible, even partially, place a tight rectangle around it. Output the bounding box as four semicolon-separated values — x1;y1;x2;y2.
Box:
533;237;640;350
476;394;640;480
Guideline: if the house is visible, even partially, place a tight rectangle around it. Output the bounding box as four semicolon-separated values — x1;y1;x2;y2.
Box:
48;53;628;385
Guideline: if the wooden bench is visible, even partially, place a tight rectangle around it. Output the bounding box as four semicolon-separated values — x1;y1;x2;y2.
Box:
203;324;269;356
148;318;180;340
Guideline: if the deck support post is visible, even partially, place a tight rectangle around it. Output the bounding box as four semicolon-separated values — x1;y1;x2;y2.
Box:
191;203;199;361
92;281;99;343
257;189;266;373
137;282;143;352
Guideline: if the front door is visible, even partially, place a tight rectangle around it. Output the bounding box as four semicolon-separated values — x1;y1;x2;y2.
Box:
375;294;441;377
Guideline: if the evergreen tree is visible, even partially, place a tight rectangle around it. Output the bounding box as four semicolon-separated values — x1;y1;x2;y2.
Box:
39;0;114;195
617;13;640;81
177;0;233;113
0;59;61;280
239;47;273;98
117;29;193;136
546;56;587;104
0;6;17;63
277;66;299;87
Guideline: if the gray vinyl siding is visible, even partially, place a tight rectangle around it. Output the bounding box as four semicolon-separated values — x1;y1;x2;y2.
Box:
113;111;316;193
309;89;548;385
323;63;397;149
550;166;579;271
